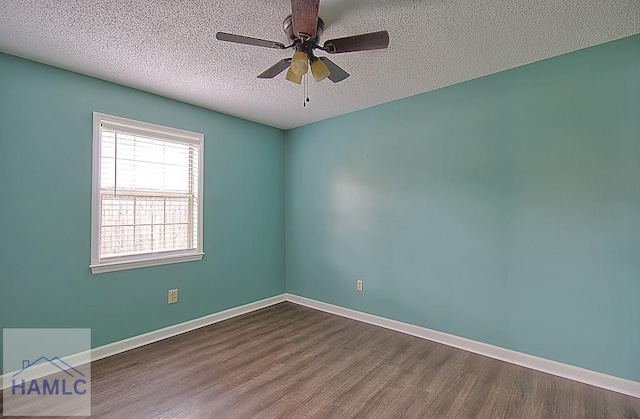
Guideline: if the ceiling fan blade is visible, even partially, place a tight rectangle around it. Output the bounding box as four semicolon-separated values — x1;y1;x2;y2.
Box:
257;59;293;79
323;31;389;53
319;57;350;83
291;0;320;38
216;32;285;49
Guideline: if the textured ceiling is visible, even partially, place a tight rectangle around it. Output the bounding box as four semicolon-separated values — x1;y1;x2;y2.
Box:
0;0;638;129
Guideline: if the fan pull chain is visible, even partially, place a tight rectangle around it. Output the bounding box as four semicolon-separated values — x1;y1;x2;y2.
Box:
303;73;310;107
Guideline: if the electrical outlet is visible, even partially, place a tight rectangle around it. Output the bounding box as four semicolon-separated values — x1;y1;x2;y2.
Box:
356;280;363;292
168;289;178;304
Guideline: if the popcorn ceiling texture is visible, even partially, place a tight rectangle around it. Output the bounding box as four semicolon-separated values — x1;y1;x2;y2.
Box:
0;0;638;129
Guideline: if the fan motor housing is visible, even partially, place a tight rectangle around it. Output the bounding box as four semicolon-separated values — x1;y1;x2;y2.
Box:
283;15;324;43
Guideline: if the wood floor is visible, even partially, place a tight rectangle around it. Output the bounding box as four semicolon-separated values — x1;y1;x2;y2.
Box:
2;302;639;418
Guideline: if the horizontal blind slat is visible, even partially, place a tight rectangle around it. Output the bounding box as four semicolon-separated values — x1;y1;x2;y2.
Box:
101;123;201;145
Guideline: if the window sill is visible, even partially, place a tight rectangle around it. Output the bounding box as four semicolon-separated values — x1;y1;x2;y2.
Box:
90;252;204;274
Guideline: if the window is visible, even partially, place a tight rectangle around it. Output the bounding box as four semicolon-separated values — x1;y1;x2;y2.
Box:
90;113;204;274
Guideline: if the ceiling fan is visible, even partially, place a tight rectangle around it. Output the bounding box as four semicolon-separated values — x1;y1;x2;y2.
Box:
216;0;389;84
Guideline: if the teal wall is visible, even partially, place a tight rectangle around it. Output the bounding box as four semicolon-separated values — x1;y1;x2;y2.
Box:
0;53;285;371
2;35;639;383
285;35;640;382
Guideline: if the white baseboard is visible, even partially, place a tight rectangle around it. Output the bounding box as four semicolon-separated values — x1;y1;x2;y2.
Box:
2;294;286;390
4;292;638;399
285;293;640;399
90;294;286;362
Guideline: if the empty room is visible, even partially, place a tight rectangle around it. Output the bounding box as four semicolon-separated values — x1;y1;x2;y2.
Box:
1;0;639;417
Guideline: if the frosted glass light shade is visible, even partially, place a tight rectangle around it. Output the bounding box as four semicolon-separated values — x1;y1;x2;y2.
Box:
311;59;330;82
290;51;309;76
285;66;303;84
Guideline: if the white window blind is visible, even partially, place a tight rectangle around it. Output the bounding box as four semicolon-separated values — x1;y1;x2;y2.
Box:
91;113;204;274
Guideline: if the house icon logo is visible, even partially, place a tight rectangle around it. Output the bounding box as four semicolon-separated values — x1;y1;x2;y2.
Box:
11;356;88;396
16;356;86;378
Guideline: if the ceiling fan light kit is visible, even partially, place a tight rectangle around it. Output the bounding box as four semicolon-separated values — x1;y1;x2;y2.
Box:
285;66;303;84
216;0;389;87
310;58;330;82
290;50;309;76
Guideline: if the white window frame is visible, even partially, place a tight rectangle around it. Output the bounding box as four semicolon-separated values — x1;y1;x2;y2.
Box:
90;112;204;274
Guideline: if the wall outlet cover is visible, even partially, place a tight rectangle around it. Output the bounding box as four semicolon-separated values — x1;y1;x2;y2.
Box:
168;289;179;304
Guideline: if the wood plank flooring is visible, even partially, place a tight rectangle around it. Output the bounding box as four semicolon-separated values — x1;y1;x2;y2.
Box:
2;302;639;418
